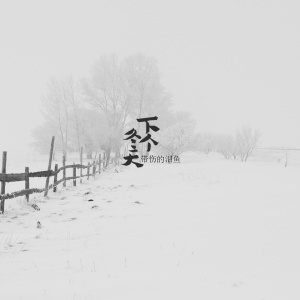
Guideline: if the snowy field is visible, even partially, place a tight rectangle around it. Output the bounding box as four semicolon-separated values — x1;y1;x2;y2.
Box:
1;151;300;300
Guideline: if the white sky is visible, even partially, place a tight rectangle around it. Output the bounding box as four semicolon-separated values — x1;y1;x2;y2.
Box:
0;0;300;153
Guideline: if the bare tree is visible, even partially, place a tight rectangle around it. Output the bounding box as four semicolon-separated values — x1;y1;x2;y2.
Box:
236;125;261;162
82;55;130;164
41;78;71;159
124;54;170;118
77;108;110;159
35;54;173;162
156;112;195;156
123;53;172;155
215;134;235;159
67;76;82;156
82;54;172;162
231;139;239;160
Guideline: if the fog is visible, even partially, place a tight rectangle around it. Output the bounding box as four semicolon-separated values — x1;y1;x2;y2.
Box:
0;0;300;153
2;2;300;298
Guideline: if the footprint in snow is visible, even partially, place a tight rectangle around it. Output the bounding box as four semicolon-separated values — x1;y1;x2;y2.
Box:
63;217;77;222
32;204;40;211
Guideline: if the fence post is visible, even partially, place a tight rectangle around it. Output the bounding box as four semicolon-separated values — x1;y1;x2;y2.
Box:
80;146;83;184
98;154;101;174
1;151;7;213
63;155;66;187
53;164;58;192
73;163;76;186
93;161;96;178
44;136;55;197
87;162;90;180
25;167;29;202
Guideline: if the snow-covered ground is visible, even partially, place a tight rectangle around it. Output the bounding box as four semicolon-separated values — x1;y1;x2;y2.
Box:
1;151;300;300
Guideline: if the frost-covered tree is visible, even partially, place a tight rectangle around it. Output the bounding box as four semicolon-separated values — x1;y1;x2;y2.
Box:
124;53;171;121
82;55;130;164
34;54;174;162
236;125;261;162
82;54;173;161
122;54;172;156
76;108;110;159
215;134;235;159
155;112;195;156
41;78;72;159
67;76;82;155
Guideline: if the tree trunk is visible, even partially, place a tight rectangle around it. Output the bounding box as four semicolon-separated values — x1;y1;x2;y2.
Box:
106;147;111;166
63;150;67;161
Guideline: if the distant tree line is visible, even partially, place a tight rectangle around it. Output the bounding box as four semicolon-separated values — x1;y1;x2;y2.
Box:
192;126;261;162
32;53;261;163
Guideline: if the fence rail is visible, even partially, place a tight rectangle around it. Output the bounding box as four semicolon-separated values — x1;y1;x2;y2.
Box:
0;164;97;182
0;136;119;213
0;160;103;202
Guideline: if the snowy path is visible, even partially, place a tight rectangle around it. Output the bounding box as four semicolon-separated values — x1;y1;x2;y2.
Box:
1;153;300;299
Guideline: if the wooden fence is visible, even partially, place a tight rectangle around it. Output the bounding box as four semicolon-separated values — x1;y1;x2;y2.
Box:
0;136;116;214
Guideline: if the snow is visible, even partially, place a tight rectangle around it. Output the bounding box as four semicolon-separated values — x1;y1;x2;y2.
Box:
1;151;300;299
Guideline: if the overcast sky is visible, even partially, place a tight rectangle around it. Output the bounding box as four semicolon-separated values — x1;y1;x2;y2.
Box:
0;0;299;153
